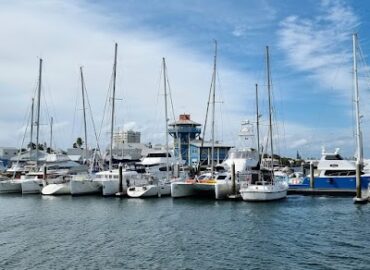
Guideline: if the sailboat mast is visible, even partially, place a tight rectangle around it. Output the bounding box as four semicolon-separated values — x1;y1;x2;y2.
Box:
353;33;363;200
211;40;217;177
353;34;362;164
255;83;260;159
266;46;274;176
35;58;43;169
110;43;118;171
30;98;34;160
80;66;88;162
49;117;53;151
163;58;170;181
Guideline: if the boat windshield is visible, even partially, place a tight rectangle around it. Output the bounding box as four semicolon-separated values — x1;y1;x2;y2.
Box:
227;149;255;159
324;154;343;160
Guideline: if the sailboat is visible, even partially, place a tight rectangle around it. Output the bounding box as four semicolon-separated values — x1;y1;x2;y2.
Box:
70;66;102;195
171;40;219;198
240;46;288;201
0;59;44;194
127;57;173;198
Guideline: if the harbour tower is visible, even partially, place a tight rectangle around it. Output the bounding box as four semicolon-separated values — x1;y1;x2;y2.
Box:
169;114;201;166
169;114;232;167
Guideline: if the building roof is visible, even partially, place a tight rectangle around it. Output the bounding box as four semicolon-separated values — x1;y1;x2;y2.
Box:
190;140;233;148
169;114;201;126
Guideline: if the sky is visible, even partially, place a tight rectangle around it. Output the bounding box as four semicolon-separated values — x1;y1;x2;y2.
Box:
1;0;370;158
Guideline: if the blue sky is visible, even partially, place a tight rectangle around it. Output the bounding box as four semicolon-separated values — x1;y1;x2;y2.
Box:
0;0;370;158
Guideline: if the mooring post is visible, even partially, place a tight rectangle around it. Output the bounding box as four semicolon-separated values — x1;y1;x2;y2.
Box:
118;163;123;193
231;162;236;195
43;165;47;186
309;161;314;189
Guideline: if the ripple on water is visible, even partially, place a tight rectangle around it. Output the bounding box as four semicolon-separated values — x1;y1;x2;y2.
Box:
0;195;370;269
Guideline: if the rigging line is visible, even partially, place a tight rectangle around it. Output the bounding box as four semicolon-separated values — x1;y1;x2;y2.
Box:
83;76;102;155
151;62;163;144
70;74;80;145
98;70;114;142
357;41;370;90
164;64;177;121
13;102;32;179
202;70;214;142
216;70;224;143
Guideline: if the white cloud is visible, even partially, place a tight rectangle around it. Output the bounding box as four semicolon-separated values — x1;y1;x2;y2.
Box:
0;0;256;152
277;0;358;95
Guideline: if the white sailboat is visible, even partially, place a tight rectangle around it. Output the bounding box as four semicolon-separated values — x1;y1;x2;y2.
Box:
127;57;173;198
171;41;221;198
240;46;288;201
1;59;43;194
70;66;102;195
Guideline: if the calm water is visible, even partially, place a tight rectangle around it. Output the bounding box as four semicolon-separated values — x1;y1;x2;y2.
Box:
0;195;369;270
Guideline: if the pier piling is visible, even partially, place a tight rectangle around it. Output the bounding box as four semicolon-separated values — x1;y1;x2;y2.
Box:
309;162;314;189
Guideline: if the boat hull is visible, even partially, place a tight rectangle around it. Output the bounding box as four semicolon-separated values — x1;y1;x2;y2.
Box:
70;180;101;195
171;182;196;198
0;180;22;194
21;179;43;194
240;185;287;201
127;184;171;198
42;183;70;195
289;176;370;190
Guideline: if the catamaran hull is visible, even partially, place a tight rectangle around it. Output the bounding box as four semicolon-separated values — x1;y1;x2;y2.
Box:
0;181;21;194
101;180;122;196
171;182;196;198
215;181;239;199
42;183;70;195
21;179;43;194
127;184;171;198
70;180;101;195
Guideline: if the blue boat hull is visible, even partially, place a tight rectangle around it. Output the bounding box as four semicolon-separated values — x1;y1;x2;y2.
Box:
289;176;370;189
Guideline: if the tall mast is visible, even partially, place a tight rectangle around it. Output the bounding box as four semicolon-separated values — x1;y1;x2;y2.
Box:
211;40;217;177
353;33;363;200
163;58;169;181
30;98;34;161
35;58;43;169
80;66;88;162
255;83;260;160
110;43;118;171
353;34;362;164
266;46;274;177
49;117;53;151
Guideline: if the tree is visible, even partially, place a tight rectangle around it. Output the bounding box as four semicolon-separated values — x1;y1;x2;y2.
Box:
76;137;84;148
73;137;84;149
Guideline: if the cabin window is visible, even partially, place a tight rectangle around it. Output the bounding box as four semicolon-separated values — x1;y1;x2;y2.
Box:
324;170;356;176
325;154;343;160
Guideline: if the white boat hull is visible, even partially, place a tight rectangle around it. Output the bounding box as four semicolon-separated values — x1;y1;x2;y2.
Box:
42;183;70;195
240;184;287;201
0;180;22;194
21;179;43;194
215;181;239;199
171;182;196;198
70;179;101;195
127;184;171;198
101;180;121;196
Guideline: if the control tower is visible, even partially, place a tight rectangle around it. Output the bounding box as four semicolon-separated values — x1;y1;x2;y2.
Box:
169;114;201;165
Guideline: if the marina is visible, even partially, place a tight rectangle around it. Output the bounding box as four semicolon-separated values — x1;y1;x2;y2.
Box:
2;0;370;269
